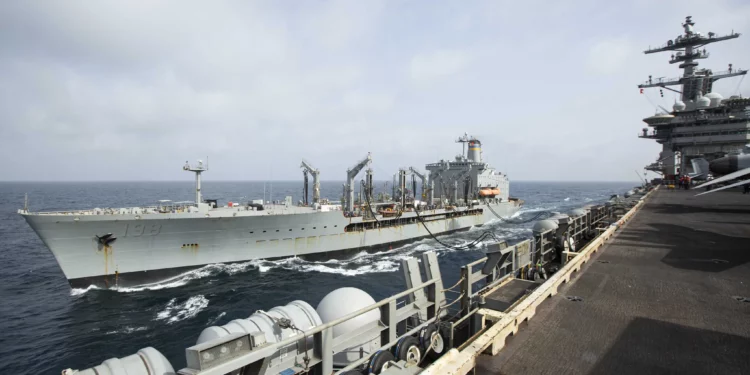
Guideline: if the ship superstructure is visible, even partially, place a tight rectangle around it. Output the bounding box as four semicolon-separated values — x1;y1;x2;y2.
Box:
638;16;749;179
426;134;509;206
18;135;521;288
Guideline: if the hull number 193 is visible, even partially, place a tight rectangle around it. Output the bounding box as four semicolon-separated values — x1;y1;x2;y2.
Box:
125;223;161;237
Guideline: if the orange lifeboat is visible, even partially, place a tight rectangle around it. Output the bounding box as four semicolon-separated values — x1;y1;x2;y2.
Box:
491;188;501;195
479;188;495;197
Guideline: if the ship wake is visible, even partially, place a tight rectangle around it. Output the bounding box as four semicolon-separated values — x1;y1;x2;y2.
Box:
70;216;542;295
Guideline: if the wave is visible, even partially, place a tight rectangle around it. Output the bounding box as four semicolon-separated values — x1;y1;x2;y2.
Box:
68;204;561;295
70;285;101;296
155;295;209;324
207;311;227;325
105;326;148;335
518;205;557;214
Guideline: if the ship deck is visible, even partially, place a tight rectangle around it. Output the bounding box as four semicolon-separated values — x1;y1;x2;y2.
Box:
476;188;750;374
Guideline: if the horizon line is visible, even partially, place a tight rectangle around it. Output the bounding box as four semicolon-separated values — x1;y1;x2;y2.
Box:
0;179;643;183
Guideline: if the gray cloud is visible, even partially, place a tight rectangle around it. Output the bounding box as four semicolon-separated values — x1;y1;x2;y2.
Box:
1;0;748;182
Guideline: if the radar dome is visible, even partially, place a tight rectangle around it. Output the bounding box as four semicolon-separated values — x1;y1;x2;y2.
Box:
704;92;723;107
317;287;380;365
673;101;686;111
696;96;711;109
570;208;586;216
532;220;558;233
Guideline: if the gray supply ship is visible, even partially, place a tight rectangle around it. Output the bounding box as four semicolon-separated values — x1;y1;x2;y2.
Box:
18;134;522;288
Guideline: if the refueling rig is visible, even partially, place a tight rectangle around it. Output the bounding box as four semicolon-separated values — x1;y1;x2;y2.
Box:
63;186;652;375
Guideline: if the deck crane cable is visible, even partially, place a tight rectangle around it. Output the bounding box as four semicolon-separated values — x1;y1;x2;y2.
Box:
410;175;501;251
360;180;381;224
642;89;661;113
734;74;746;96
485;202;549;224
359;179;480;367
361;180;405;226
362;176;525;252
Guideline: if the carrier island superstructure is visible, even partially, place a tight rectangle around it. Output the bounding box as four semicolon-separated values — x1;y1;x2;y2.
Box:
18;134;522;288
638;16;749;179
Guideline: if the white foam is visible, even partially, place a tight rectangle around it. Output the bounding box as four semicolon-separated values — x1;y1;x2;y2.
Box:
292;260;400;276
564;197;571;201
155;295;209;324
70;285;101;296
70;207;550;295
105;326;148;335
519;205;557;214
207;311;227;325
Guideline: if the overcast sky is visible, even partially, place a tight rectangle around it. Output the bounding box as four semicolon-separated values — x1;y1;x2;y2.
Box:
1;1;748;182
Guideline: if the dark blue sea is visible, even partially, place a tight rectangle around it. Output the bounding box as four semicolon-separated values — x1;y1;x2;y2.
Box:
0;181;636;374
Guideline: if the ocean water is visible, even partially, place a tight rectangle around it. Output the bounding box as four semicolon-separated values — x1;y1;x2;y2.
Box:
0;180;636;374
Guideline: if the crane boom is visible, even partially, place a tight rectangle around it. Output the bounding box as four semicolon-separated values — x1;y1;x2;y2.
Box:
300;159;321;204
408;167;428;201
449;165;473;204
345;153;372;212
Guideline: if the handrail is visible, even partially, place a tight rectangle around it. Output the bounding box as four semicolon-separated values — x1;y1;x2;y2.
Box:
179;276;441;374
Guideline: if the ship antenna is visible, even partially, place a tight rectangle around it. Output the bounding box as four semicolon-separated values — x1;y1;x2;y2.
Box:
734;74;746;96
24;193;28;212
184;159;208;205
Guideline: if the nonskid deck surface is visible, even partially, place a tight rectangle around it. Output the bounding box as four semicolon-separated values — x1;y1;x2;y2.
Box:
476;188;750;374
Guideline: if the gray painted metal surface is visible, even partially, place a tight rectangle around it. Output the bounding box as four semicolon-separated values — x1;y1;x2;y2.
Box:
18;135;521;287
61;189;645;375
64;252;447;375
637;16;749;179
20;200;519;285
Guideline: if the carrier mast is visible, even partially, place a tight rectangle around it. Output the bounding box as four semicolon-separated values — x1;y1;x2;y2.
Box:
638;16;745;103
638;16;748;178
183;160;208;205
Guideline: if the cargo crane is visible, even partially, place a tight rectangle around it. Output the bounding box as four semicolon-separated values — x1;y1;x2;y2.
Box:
448;164;474;205
344;153;372;213
408;167;428;202
300;159;321;205
392;167;427;202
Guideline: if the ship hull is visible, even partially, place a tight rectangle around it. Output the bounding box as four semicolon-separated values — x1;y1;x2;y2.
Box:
65;226;478;289
22;201;521;288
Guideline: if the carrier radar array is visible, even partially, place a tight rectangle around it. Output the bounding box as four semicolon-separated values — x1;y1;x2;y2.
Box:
638;16;749;181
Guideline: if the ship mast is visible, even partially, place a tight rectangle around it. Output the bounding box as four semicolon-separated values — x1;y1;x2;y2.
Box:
637;16;748;179
183;159;208;205
638;16;746;103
